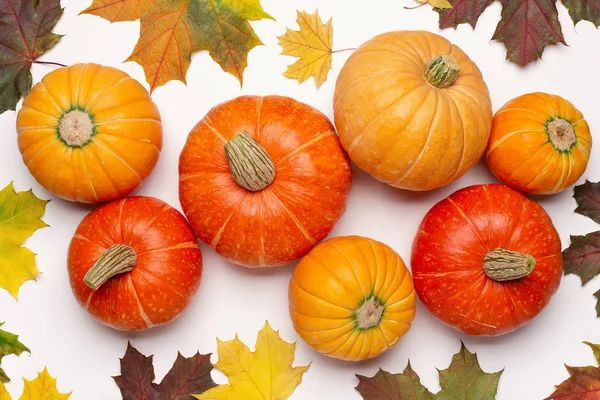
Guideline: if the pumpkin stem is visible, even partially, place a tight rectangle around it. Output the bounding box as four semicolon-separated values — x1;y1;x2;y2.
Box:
224;131;276;192
355;297;385;330
84;244;138;290
483;248;535;282
59;110;94;147
547;118;576;152
425;54;460;88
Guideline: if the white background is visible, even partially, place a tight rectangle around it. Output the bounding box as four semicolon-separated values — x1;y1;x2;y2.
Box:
1;0;600;398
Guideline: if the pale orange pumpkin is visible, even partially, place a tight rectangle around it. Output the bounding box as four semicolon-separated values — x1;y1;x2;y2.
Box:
17;63;162;203
289;236;416;361
487;92;592;195
334;30;492;191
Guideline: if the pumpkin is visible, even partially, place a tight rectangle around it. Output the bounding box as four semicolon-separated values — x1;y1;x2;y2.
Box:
17;63;162;203
411;184;562;336
67;196;202;331
179;95;352;268
486;92;592;195
333;30;492;191
289;236;416;361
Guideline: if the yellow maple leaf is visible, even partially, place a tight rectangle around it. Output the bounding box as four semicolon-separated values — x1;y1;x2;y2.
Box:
80;0;157;21
0;183;48;299
416;0;453;8
193;322;310;400
0;368;70;400
278;10;334;88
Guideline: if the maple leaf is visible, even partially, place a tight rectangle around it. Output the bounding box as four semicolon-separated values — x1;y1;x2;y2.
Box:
193;322;310;400
356;342;503;400
278;10;334;88
0;323;29;383
0;367;71;400
562;0;600;27
0;183;49;299
114;342;215;400
0;0;64;114
546;342;600;399
437;0;494;28
82;0;273;92
563;231;600;286
356;363;435;399
574;180;600;224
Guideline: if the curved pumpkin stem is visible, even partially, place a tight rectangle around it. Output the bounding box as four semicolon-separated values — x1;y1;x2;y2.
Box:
84;244;138;290
425;54;460;88
483;248;535;282
224;131;276;192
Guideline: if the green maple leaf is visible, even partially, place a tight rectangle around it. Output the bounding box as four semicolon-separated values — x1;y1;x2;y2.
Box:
0;0;64;114
0;323;30;383
356;342;503;400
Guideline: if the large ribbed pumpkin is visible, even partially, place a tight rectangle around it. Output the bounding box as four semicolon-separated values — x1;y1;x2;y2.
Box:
487;92;592;195
179;95;352;268
17;63;162;203
289;236;416;361
334;30;492;191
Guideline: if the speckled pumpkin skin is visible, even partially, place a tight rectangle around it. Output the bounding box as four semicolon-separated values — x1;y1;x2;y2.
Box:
17;63;162;203
67;196;202;331
333;31;492;191
179;95;352;268
289;236;416;361
411;184;562;336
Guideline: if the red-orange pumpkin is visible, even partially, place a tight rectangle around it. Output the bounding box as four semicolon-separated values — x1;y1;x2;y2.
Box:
179;95;352;268
67;196;202;331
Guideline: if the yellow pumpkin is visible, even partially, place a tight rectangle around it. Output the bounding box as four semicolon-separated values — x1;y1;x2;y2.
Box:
333;30;492;191
17;63;162;203
289;236;416;361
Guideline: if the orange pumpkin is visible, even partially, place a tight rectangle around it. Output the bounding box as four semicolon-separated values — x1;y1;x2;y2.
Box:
334;30;492;191
68;196;202;331
289;236;416;361
17;63;162;203
179;95;352;268
486;92;592;195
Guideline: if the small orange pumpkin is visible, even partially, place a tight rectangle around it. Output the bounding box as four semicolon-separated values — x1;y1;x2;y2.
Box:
289;236;416;361
486;92;592;195
17;63;162;203
334;30;492;191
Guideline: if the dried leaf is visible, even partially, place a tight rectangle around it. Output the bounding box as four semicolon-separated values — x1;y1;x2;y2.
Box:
546;342;600;399
595;289;600;318
584;342;600;364
82;0;273;92
114;342;215;400
562;0;600;27
429;0;454;8
0;323;29;383
356;342;503;400
19;368;71;400
437;0;494;28
563;231;600;286
0;183;49;299
0;0;64;114
574;181;600;224
356;363;435;399
0;382;9;400
278;10;334;88
193;322;310;400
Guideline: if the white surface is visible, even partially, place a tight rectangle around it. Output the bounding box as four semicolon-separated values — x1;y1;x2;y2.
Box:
1;0;600;398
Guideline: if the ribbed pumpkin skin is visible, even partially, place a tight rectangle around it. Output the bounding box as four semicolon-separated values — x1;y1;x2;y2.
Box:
333;31;492;191
411;184;562;336
487;93;592;195
289;236;416;361
68;197;202;332
17;63;162;203
179;95;352;268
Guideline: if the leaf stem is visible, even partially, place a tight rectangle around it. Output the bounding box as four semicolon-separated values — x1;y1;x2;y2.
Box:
331;48;357;54
404;3;427;9
33;60;67;67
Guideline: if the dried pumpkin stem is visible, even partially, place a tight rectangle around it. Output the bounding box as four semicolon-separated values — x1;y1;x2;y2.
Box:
59;110;94;147
355;297;385;330
225;131;276;192
547;118;576;152
482;248;535;282
425;53;460;88
84;244;138;290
